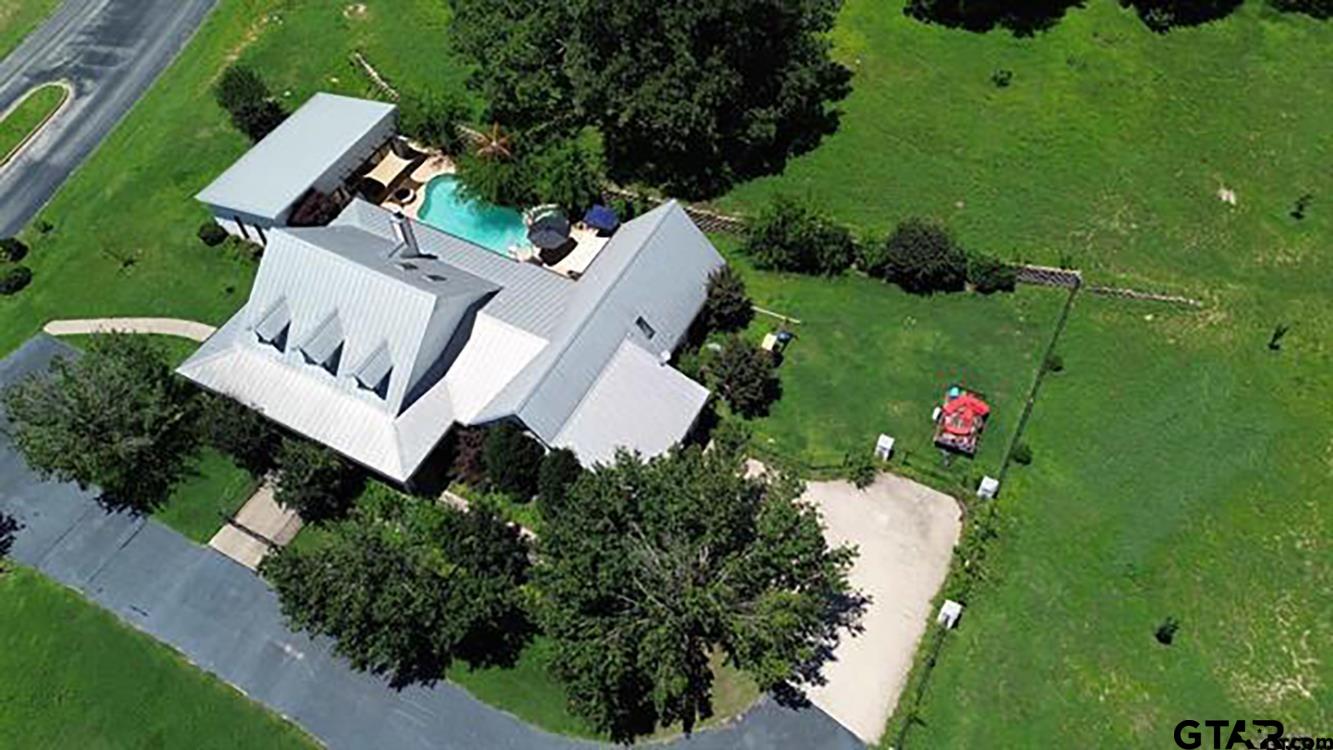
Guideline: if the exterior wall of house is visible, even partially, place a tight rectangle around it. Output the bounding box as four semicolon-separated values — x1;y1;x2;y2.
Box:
208;207;276;246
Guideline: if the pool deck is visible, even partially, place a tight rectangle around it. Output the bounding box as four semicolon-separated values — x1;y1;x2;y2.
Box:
381;153;454;219
377;154;611;279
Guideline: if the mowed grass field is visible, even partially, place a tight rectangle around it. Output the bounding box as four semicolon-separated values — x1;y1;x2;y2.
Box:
0;0;60;62
702;1;1332;746
713;235;1064;485
720;0;1333;292
904;295;1332;747
0;567;316;748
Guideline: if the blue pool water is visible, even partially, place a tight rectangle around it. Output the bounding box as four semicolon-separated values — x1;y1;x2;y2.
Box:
417;175;528;255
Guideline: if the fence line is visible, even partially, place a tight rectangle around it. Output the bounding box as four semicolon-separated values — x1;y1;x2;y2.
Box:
1086;285;1203;307
1015;263;1083;289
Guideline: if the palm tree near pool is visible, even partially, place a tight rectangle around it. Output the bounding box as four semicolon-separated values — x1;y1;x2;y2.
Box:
476;122;513;160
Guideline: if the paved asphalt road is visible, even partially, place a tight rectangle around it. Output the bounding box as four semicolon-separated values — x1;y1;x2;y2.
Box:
0;0;217;236
0;335;864;750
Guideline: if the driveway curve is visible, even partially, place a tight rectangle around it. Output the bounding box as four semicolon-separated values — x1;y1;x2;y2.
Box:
0;0;218;236
0;335;862;750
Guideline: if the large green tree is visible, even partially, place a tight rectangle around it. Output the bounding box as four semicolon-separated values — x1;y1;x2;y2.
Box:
449;0;850;197
262;488;530;685
536;447;860;740
2;334;197;510
273;437;359;522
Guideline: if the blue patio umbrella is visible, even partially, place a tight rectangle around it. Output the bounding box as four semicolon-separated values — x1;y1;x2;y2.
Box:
583;204;620;233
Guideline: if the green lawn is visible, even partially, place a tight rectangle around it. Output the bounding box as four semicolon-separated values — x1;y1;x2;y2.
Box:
0;0;60;62
0;83;66;162
155;447;259;543
714;235;1064;486
899;294;1332;747
0;566;316;749
719;0;1332;292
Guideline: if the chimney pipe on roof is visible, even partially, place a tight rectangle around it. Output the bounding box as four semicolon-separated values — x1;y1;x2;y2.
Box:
392;211;420;258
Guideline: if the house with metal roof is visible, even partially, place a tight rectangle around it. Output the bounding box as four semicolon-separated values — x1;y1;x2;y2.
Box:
179;190;724;483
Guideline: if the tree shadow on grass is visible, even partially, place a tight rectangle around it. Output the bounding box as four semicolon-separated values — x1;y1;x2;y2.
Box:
904;0;1086;36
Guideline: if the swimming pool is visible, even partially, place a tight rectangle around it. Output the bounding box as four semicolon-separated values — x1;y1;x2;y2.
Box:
416;175;528;255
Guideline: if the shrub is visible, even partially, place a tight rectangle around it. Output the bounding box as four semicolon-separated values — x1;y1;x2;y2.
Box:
705;336;780;418
856;237;891;277
968;253;1017;294
1290;193;1313;220
1044;353;1065;374
1154;616;1180;646
214;65;269;114
274;437;359;523
537;447;583;509
882;218;968;294
702;265;754;333
744;195;856;276
0;237;28;262
483;422;544;499
1119;0;1242;32
197;222;228;247
398;89;469;153
991;69;1014;88
1270;0;1332;17
1011;441;1033;466
844;451;877;489
0;266;32;295
213;65;285;142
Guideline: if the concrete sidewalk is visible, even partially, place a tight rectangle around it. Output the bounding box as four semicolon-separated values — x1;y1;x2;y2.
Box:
44;317;216;342
0;335;863;750
209;482;302;571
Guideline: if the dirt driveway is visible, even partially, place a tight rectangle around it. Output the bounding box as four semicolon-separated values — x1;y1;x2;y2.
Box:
803;472;962;744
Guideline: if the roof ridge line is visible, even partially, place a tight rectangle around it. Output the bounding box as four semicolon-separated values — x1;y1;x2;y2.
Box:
508;201;678;419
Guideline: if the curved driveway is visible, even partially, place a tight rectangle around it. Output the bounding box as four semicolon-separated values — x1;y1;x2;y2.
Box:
0;336;863;750
0;0;217;236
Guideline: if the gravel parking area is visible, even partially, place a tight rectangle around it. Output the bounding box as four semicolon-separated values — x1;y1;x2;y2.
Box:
801;472;962;744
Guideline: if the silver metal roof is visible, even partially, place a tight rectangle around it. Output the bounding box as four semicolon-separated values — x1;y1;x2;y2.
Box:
553;339;711;466
179;195;722;481
195;93;396;220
